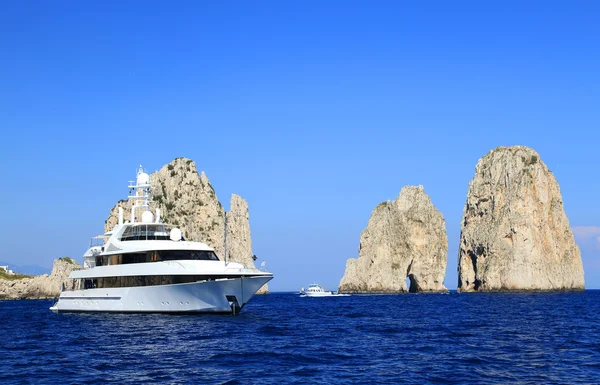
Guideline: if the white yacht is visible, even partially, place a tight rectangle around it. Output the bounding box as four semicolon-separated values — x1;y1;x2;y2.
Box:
300;284;334;297
50;166;273;314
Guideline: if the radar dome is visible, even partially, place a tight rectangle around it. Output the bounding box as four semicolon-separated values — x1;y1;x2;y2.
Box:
141;211;154;223
137;172;150;185
170;228;182;242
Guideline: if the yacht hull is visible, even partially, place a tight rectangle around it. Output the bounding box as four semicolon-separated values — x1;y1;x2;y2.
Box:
51;276;271;314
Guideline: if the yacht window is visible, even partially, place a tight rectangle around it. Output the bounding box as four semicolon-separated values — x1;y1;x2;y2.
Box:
88;275;238;288
121;253;147;264
96;250;219;266
159;250;219;261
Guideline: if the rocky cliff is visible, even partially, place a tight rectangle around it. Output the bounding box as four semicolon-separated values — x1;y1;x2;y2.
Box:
339;186;448;293
0;258;81;300
458;146;584;292
105;157;268;293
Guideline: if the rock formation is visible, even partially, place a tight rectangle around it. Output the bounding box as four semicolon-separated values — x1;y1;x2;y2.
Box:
458;146;584;292
0;258;81;300
105;157;268;293
339;186;448;293
226;195;254;268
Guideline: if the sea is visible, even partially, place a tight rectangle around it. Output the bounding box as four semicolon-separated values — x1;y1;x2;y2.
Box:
1;291;600;384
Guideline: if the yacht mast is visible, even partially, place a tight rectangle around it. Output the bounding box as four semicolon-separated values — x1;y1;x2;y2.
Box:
128;165;152;223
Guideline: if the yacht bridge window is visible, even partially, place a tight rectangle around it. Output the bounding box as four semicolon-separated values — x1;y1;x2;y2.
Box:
120;224;182;241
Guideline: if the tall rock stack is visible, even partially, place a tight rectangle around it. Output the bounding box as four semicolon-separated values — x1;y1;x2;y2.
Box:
338;186;448;293
226;194;254;267
458;146;584;292
105;158;268;293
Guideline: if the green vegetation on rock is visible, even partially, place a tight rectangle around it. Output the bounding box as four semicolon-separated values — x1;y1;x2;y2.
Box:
375;201;388;210
0;270;31;280
60;257;75;264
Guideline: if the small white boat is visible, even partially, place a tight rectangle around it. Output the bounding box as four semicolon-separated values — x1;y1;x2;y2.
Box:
300;283;334;297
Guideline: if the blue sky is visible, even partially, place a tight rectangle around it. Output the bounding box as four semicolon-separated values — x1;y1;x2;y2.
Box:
1;1;599;291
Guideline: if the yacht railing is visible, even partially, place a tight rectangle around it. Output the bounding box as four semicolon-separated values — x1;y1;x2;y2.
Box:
225;263;267;275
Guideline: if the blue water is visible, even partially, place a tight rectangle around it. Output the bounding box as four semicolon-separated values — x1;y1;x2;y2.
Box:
1;292;600;384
